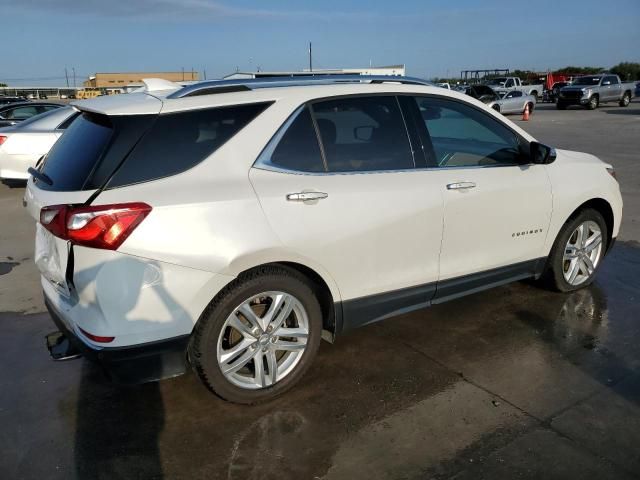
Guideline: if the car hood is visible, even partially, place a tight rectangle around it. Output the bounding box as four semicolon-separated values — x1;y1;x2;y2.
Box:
561;85;593;92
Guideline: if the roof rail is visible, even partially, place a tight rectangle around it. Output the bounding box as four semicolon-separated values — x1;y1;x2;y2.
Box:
167;75;433;99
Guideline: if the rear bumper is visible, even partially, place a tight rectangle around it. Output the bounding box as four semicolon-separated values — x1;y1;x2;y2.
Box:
45;295;190;384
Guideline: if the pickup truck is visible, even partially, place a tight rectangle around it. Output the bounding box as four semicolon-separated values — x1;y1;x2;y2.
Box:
557;74;635;110
485;77;543;99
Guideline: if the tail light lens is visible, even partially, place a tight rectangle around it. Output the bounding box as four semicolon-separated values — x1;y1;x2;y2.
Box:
0;135;7;146
78;327;115;343
40;202;152;250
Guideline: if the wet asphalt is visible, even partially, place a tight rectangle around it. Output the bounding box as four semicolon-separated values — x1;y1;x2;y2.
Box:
1;102;639;479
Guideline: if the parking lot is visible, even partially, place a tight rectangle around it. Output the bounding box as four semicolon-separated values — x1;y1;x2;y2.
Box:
1;101;639;479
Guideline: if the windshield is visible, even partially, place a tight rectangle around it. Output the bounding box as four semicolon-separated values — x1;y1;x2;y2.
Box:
573;76;602;86
486;78;507;86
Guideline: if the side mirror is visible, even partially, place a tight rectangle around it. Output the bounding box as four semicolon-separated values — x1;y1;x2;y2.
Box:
530;141;556;165
354;126;374;141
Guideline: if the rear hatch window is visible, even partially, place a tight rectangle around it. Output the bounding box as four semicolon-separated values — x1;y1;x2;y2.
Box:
36;111;152;191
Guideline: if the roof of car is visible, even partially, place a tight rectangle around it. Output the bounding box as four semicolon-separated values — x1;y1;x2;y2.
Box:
72;76;472;116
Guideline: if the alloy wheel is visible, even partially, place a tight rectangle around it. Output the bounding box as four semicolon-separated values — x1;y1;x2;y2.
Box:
562;221;603;286
217;291;309;389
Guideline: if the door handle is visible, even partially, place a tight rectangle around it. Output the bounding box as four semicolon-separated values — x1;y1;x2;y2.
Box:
446;182;476;190
286;191;329;201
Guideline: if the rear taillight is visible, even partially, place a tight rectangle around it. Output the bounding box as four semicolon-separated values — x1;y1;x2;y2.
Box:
40;202;152;250
0;136;7;146
78;327;115;343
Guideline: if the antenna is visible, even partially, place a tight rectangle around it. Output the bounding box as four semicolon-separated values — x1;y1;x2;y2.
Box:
309;42;312;72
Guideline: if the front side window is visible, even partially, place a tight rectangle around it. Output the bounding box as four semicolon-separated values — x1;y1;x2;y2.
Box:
414;97;523;168
311;96;414;172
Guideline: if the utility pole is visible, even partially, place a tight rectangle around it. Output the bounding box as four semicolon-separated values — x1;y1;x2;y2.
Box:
203;68;207;80
72;67;76;88
182;67;185;81
308;42;313;72
64;67;69;88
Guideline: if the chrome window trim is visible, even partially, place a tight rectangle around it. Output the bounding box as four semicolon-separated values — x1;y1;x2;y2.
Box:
252;161;530;177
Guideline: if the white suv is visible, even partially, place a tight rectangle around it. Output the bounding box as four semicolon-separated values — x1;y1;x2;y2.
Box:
25;76;622;403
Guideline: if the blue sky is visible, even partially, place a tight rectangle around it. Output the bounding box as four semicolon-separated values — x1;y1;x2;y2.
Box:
2;0;639;86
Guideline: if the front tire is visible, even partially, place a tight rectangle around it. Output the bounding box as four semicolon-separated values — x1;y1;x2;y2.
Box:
526;102;535;115
587;95;599;110
542;209;607;292
189;266;322;404
619;92;631;107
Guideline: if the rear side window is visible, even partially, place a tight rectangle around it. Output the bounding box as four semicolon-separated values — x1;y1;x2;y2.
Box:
258;106;325;173
107;102;271;188
311;96;414;172
3;105;40;120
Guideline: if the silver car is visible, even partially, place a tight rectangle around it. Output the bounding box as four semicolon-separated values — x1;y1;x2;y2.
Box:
0;107;77;181
490;90;536;115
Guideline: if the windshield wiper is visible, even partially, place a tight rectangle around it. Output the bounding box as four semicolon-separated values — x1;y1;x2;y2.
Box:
28;167;53;186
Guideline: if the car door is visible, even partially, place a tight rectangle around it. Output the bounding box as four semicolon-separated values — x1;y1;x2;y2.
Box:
601;76;615;101
250;95;445;329
409;95;552;300
503;91;522;113
607;76;621;101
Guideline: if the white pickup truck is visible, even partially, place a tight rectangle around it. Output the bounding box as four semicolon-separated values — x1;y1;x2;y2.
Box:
485;77;543;99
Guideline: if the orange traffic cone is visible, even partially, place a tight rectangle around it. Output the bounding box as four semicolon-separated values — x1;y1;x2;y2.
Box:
522;103;530;121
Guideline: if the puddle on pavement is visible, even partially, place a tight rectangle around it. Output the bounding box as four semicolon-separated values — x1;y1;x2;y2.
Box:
0;261;19;275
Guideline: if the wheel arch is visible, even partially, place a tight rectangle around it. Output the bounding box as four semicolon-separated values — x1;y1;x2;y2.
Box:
564;198;614;252
225;256;342;341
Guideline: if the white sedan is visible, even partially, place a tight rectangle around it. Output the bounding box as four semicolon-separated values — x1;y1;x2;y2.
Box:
0;107;77;181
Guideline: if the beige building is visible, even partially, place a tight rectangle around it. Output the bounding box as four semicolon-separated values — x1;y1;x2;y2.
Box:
84;71;199;88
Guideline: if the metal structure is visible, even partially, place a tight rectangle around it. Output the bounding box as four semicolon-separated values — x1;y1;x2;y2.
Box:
460;69;510;85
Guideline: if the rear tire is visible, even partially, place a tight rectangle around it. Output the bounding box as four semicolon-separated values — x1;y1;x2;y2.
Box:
189;266;322;404
587;95;599;110
619;92;631;107
541;209;608;293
